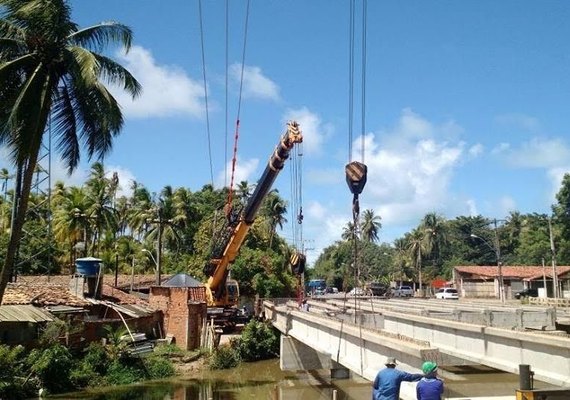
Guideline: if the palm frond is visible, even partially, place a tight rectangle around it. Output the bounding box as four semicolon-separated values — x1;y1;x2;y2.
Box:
68;22;133;52
51;82;80;170
92;52;141;97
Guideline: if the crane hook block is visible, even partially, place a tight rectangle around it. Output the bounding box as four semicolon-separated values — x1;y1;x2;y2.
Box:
345;161;368;195
290;252;306;276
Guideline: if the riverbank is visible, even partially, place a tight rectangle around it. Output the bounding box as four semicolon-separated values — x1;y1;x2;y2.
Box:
172;331;242;376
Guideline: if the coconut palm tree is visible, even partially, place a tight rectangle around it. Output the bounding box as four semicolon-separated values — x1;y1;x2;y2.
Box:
341;221;355;241
0;0;141;302
407;229;428;293
361;209;382;243
262;191;288;247
421;212;448;269
85;162;117;256
0;167;12;231
52;186;89;267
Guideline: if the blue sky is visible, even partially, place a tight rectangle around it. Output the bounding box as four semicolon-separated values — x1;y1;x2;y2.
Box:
7;1;570;264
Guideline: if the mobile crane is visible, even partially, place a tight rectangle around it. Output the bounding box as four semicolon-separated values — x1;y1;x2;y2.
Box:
203;121;303;328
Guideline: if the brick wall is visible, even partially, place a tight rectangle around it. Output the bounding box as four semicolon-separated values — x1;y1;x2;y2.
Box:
149;286;207;350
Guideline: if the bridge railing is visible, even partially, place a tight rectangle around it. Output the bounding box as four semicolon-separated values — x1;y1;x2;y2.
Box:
529;297;570;307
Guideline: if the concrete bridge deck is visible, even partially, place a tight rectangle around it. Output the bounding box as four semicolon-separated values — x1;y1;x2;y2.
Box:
263;298;570;397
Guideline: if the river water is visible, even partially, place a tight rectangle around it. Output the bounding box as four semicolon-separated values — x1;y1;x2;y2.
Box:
52;358;535;400
52;358;370;400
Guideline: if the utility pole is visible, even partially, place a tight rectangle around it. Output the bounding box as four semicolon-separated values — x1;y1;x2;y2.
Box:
542;257;547;298
548;217;558;299
146;209;172;286
492;219;505;304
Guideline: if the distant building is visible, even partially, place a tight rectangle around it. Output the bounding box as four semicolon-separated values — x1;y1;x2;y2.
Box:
453;265;570;299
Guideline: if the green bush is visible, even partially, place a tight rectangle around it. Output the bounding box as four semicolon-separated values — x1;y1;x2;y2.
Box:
83;342;111;375
70;342;110;387
236;320;279;362
105;359;146;385
208;344;240;370
27;344;74;393
144;355;176;379
0;345;34;399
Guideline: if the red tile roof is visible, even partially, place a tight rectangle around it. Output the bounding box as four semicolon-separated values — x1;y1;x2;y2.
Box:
2;283;91;307
3;278;151;307
16;274;172;288
454;265;570;279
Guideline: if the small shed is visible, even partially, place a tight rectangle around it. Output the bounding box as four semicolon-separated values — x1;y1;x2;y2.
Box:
0;305;54;346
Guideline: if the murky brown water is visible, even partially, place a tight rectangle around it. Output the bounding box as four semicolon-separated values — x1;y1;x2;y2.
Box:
52;359;544;400
52;359;369;400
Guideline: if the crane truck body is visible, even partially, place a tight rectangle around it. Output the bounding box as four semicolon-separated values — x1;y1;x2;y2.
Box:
203;121;303;329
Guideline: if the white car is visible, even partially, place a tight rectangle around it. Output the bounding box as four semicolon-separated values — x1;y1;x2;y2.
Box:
348;287;365;296
393;286;414;297
435;288;459;300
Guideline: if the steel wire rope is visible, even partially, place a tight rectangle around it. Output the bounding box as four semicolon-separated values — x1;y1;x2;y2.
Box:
197;0;218;248
226;0;251;213
357;0;368;378
224;0;229;188
360;0;367;163
347;0;355;162
198;0;214;186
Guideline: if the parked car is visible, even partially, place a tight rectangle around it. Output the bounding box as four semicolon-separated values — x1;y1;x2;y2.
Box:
314;288;326;296
514;288;539;299
348;287;365;296
392;286;414;297
435;287;459;300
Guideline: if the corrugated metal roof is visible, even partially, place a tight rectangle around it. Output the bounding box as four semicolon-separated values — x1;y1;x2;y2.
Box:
88;299;155;318
0;305;54;323
163;273;203;287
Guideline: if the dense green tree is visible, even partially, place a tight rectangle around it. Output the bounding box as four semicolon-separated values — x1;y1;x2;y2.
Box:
0;0;140;303
361;209;382;243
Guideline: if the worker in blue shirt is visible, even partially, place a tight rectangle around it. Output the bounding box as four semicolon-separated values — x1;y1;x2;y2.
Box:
372;357;423;400
416;361;444;400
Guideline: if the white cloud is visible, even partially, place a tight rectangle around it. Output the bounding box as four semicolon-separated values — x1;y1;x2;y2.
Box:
112;46;205;118
282;107;331;156
495;113;540;132
466;199;478;216
491;142;510;154
468;143;484;158
307;168;343;185
548;167;570;202
229;63;280;101
105;166;137;198
498;195;517;215
502;137;570;169
358;109;465;226
216;157;259;189
50;160;89;188
305;201;350;264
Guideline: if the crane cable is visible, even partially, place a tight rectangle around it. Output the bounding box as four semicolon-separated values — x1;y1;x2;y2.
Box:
345;0;368;329
289;141;304;305
198;0;214;186
226;0;251;217
224;0;229;188
290;142;304;250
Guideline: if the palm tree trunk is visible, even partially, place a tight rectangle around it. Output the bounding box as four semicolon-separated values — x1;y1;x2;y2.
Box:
0;150;41;302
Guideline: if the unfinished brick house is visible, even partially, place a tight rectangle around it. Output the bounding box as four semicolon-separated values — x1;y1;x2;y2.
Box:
148;273;207;350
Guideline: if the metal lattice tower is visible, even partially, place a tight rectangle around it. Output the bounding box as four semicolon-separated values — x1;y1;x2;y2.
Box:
15;130;53;280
